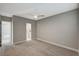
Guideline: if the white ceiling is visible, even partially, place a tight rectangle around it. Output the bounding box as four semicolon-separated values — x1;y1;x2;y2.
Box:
0;3;78;20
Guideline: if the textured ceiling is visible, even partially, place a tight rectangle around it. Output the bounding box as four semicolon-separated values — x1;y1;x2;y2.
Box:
0;3;78;20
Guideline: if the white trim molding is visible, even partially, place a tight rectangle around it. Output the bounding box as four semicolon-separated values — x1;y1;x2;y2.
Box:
14;40;26;45
12;18;13;45
37;38;79;53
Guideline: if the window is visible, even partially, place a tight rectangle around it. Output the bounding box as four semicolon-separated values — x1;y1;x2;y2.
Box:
2;21;12;46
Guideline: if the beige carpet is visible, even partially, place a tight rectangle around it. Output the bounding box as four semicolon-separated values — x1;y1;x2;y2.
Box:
0;40;78;56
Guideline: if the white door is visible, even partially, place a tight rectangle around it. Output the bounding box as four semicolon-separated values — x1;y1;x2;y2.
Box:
26;23;32;41
2;21;12;46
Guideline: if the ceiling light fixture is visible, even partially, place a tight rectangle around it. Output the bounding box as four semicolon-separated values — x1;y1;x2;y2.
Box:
34;14;45;20
34;15;38;20
34;15;38;19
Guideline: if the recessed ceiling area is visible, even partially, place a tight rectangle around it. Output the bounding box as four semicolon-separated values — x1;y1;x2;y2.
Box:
0;3;78;20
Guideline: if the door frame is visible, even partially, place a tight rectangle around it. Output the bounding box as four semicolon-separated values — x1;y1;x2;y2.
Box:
1;20;13;46
26;23;32;41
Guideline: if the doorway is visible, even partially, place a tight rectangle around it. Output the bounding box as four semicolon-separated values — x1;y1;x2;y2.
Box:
26;23;32;41
2;21;12;46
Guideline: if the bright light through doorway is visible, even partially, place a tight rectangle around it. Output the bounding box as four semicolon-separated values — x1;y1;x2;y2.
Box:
2;21;12;46
26;23;32;41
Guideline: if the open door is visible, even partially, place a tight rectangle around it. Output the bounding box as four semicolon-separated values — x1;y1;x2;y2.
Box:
26;23;32;41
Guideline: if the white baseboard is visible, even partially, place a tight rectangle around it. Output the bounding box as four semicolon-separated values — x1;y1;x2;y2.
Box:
14;40;26;45
37;38;79;53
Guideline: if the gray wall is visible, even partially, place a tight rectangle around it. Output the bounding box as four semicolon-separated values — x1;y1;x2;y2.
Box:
0;16;1;47
78;8;79;52
37;9;78;50
13;16;36;43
